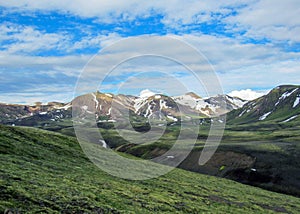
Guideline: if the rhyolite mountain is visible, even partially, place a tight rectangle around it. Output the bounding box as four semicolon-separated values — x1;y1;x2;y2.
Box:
0;90;246;126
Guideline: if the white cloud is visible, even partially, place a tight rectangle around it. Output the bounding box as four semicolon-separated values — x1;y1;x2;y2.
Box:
0;23;123;55
218;59;300;93
228;89;267;101
0;1;249;26
2;0;300;43
139;89;155;98
75;33;300;77
70;33;123;52
0;54;90;70
1;0;300;103
225;0;300;42
1;33;299;103
1;0;300;43
0;23;70;54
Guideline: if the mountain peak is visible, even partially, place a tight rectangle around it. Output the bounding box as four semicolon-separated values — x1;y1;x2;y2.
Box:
185;92;201;99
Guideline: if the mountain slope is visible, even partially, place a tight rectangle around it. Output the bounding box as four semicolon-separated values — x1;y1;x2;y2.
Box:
0;102;72;127
227;85;300;125
173;93;246;117
1;91;246;127
1;125;300;213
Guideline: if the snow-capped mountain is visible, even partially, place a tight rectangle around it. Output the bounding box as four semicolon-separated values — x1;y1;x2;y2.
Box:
227;85;300;124
173;93;247;117
5;85;300;127
71;89;247;123
1;90;247;125
4;85;300;126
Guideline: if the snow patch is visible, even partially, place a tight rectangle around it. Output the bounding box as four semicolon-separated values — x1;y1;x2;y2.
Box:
144;104;153;117
259;111;272;120
174;94;197;109
293;97;300;108
159;99;168;110
81;105;88;111
106;107;111;115
226;95;247;108
133;97;148;113
275;88;298;106
166;115;178;122
105;93;113;97
58;103;71;110
99;140;107;148
239;109;247;117
92;93;99;110
282;115;298;123
98;119;116;123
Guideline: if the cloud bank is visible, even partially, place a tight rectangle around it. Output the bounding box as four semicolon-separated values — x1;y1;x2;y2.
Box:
228;89;267;101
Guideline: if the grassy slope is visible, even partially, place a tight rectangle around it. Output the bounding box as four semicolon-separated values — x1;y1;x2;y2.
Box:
0;125;300;213
97;122;300;197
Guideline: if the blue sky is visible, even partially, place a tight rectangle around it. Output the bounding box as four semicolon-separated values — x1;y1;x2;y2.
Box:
0;0;300;103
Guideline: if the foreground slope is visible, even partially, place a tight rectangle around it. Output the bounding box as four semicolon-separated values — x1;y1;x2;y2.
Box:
0;125;299;213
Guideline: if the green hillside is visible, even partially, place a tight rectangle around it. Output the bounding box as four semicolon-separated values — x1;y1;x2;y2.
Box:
227;85;300;125
0;125;300;213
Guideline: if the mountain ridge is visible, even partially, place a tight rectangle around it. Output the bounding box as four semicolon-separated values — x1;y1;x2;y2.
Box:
227;85;300;125
1;91;246;126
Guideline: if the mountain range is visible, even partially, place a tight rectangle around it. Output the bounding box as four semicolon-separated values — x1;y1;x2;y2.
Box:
1;85;300;127
0;90;246;126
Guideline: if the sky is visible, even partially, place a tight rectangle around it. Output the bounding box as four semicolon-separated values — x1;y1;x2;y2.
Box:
0;0;300;104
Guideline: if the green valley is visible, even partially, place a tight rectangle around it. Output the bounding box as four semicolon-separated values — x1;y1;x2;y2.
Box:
1;125;300;213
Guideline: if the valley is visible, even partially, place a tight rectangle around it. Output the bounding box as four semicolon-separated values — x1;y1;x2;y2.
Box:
1;125;300;213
